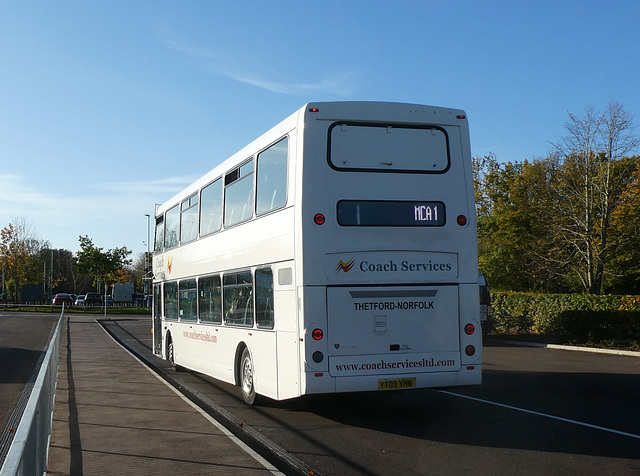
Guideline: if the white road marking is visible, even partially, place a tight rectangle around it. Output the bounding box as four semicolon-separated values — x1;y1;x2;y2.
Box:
438;390;640;440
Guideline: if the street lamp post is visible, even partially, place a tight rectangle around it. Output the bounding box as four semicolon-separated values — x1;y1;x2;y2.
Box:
145;214;151;295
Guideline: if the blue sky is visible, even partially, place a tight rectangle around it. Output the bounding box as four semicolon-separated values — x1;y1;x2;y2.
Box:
1;1;639;259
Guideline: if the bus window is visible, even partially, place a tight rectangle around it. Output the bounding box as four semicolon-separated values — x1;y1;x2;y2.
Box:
181;194;199;244
164;205;179;249
329;123;449;172
255;267;274;329
179;279;197;321
154;216;164;253
223;272;253;326
164;281;178;321
199;275;222;324
256;137;288;216
200;178;222;236
224;161;254;227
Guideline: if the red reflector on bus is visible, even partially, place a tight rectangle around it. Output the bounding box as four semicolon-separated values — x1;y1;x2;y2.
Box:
314;213;326;225
315;372;324;377
312;328;324;340
464;323;475;335
467;366;475;370
457;215;467;226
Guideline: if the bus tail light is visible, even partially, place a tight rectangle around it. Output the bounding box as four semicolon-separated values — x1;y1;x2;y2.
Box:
465;345;476;356
314;213;325;225
312;328;324;340
457;215;467;226
464;323;475;335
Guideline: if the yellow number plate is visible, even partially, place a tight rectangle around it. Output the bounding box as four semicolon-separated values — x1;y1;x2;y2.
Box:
378;377;416;390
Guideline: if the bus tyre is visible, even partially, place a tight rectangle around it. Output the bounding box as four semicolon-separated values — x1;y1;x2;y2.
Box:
240;347;258;405
167;337;182;372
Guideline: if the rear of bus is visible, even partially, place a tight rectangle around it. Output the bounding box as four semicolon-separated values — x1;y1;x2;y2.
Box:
296;102;481;395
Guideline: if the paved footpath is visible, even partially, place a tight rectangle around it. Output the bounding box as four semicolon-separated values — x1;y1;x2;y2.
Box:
47;315;281;475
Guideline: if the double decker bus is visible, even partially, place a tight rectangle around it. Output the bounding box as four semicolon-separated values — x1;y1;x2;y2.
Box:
152;101;481;404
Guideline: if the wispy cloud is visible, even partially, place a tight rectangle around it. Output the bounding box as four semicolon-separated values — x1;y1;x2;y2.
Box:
165;39;357;97
96;176;198;195
0;174;75;213
0;174;193;228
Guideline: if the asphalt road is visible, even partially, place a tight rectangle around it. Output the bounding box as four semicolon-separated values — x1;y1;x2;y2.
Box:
0;311;59;431
104;317;640;476
2;313;638;475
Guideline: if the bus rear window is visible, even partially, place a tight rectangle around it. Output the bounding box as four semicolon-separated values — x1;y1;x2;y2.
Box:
329;123;449;173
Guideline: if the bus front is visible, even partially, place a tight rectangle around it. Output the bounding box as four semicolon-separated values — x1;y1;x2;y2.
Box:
296;102;481;396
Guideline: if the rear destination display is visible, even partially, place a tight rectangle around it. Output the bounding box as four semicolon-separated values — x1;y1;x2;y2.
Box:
337;200;446;226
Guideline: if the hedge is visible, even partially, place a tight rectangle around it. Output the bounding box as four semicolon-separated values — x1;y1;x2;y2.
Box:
490;292;640;349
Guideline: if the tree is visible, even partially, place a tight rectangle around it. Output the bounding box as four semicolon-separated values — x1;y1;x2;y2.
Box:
550;101;639;294
474;103;639;294
0;218;49;301
76;236;132;292
473;155;556;291
131;252;150;293
608;160;640;293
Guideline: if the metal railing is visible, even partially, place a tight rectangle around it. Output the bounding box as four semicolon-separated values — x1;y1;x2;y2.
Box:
0;309;64;475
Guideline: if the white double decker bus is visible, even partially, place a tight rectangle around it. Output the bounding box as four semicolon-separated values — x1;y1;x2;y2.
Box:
152;101;481;404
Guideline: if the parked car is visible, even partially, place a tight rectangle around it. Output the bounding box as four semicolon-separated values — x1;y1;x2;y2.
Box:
52;293;74;306
133;293;145;306
75;295;85;306
84;292;102;306
479;273;492;334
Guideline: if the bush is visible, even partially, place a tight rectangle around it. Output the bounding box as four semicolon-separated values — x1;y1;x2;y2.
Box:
556;310;640;348
491;292;640;349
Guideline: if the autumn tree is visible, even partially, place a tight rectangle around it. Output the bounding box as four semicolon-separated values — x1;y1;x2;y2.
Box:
0;218;49;301
474;155;561;291
608;161;640;293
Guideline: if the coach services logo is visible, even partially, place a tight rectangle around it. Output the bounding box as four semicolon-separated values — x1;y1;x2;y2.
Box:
335;259;355;274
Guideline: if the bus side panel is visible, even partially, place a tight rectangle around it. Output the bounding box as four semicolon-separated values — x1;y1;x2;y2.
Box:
275;287;300;400
458;282;482;375
276;329;300;399
249;330;278;399
297;285;333;395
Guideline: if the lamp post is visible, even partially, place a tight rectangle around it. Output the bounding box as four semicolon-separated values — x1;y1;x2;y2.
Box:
145;214;151;295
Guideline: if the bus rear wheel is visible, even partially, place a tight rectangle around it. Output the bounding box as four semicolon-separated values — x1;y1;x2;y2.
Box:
167;336;182;372
240;348;258;405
